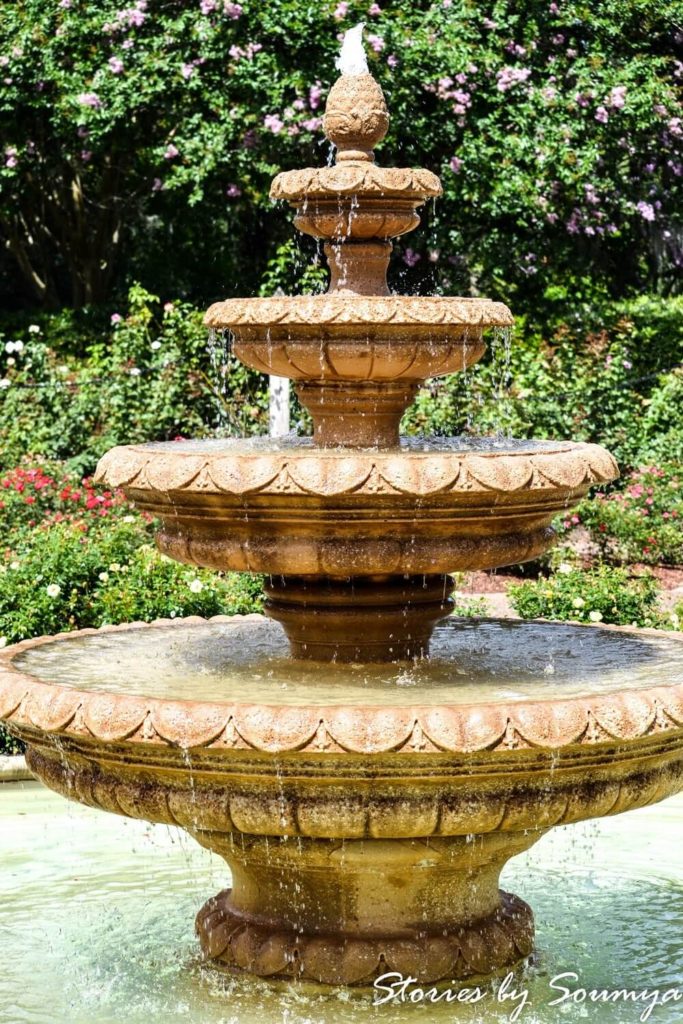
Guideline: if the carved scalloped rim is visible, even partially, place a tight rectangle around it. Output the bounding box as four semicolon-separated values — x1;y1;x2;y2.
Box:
196;888;532;983
2;616;683;754
203;295;514;329
270;164;443;202
94;442;618;497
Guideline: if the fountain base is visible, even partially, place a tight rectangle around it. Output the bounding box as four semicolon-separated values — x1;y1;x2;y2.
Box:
263;574;455;661
193;831;539;985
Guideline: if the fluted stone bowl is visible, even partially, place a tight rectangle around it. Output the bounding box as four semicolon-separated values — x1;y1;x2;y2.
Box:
2;615;683;986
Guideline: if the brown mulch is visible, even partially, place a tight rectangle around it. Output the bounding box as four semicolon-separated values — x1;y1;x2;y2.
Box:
461;565;683;595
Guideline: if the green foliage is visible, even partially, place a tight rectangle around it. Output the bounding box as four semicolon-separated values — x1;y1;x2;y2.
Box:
0;0;680;310
0;458;264;645
508;563;666;627
0;284;269;472
402;294;683;466
560;462;683;566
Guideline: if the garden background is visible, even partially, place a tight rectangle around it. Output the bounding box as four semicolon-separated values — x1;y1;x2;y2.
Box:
1;0;682;750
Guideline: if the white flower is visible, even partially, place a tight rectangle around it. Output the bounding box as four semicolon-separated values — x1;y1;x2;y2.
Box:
572;597;585;609
557;562;573;574
151;340;162;350
130;367;141;376
9;561;20;570
13;339;24;351
122;515;135;524
0;637;6;648
28;325;40;334
109;562;122;572
189;579;203;594
588;610;603;622
46;583;61;598
6;357;15;366
98;571;109;583
0;379;10;389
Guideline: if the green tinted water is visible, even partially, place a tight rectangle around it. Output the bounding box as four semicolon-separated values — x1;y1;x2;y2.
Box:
1;783;682;1024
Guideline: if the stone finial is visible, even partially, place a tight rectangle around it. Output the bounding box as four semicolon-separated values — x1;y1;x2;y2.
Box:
322;73;389;162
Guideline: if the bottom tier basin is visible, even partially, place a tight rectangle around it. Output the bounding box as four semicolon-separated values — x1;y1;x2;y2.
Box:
1;616;683;986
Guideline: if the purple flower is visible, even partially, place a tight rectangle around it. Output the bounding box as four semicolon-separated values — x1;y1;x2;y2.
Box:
200;0;217;12
609;85;627;109
403;248;421;268
4;148;18;169
496;67;531;92
595;106;609;123
302;117;323;132
108;56;124;74
367;34;384;52
224;1;243;16
308;82;323;110
636;201;655;222
449;156;462;173
164;144;179;159
181;63;195;80
264;114;284;134
151;178;163;192
387;54;399;68
80;150;92;162
669;117;682;137
333;1;349;19
226;183;241;197
78;92;102;108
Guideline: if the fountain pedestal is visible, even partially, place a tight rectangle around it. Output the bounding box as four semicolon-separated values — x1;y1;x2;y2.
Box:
193;830;539;985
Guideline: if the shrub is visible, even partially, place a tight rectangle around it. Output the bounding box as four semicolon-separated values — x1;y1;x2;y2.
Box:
0;285;269;472
508;563;665;627
0;1;680;311
560;463;683;566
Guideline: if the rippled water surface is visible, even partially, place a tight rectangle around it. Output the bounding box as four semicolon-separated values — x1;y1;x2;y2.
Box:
131;435;574;455
1;783;682;1024
14;618;683;707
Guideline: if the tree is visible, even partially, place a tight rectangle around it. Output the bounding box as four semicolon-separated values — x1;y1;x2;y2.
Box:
0;0;681;311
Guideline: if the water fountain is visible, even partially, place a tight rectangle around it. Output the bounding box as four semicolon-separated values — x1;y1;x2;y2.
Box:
2;28;683;990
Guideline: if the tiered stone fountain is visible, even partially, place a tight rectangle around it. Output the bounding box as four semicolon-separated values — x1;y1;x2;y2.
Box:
2;31;683;989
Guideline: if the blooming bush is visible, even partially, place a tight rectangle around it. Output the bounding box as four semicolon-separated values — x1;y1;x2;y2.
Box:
560;463;683;566
0;285;268;471
508;563;666;628
0;0;680;310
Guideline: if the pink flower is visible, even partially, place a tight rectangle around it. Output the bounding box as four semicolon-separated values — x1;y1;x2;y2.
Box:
302;117;323;132
80;150;92;162
309;82;323;109
224;1;243;16
449;156;462;173
5;154;17;169
108;56;124;74
368;2;382;12
151;178;163;191
387;54;399;68
403;248;421;268
226;183;241;197
668;117;682;137
163;302;174;312
264;113;284;134
594;105;609;123
59;0;72;8
636;201;655;222
333;1;349;19
164;144;179;159
111;313;123;325
367;34;385;53
496;67;531;92
609;85;627;109
181;63;195;80
200;0;217;12
78;92;102;108
482;17;497;28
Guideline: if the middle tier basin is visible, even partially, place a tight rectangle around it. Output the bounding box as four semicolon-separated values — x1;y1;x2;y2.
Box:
95;437;618;576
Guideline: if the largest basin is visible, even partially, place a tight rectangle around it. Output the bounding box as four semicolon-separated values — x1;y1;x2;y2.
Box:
2;615;683;986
